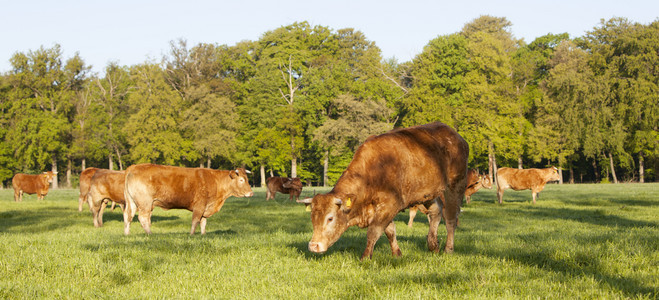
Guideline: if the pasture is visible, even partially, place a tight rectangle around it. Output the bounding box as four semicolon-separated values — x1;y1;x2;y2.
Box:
0;183;657;299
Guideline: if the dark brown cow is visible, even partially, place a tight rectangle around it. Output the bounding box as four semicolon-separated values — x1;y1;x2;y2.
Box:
465;170;492;204
299;122;469;259
496;166;561;204
12;171;57;201
78;167;100;211
266;177;303;201
123;164;254;235
88;170;126;227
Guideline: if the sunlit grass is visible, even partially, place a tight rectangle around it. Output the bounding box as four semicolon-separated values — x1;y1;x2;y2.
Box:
0;184;656;298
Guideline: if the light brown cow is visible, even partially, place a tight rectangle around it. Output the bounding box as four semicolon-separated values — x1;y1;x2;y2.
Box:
12;171;57;201
299;122;469;259
78;167;100;212
87;170;126;227
496;166;561;204
123;164;254;235
266;177;303;201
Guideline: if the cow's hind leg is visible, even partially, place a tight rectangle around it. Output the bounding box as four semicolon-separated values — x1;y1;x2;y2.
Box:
384;221;402;257
425;201;442;253
497;188;505;204
408;206;418;228
200;217;207;235
14;189;19;202
137;208;153;234
442;189;462;254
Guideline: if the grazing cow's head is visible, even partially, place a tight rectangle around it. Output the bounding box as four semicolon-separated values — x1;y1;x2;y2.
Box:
548;166;561;182
300;193;353;254
480;175;493;189
228;168;254;197
42;171;57;183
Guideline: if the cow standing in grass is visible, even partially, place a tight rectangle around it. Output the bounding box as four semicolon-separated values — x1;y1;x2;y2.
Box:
78;167;99;211
299;122;469;260
87;170;126;227
12;171;57;201
266;177;303;201
123;164;254;235
496;167;561;204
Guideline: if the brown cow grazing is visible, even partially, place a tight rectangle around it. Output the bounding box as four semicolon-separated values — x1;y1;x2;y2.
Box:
266;177;303;201
299;122;469;260
87;170;126;227
12;171;57;201
123;164;254;235
496;166;561;204
78;167;100;212
465;170;492;204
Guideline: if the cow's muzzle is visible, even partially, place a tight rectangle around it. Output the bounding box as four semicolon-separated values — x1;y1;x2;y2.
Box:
308;242;327;253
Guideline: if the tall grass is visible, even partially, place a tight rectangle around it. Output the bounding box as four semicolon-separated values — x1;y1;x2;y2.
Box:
0;184;656;299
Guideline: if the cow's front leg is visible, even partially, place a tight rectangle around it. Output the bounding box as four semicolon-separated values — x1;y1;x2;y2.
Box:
361;225;385;260
384;221;402;257
190;210;203;235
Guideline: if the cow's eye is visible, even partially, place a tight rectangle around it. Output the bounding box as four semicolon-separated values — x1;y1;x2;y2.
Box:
327;217;333;223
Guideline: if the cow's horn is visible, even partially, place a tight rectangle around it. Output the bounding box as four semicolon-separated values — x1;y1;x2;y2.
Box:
245;169;251;174
334;198;343;205
297;197;312;204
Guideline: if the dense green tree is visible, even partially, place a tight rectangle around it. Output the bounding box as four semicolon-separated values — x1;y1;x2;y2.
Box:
313;94;393;186
123;63;194;165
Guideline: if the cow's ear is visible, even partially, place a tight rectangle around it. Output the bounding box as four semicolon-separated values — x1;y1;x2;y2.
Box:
230;169;238;179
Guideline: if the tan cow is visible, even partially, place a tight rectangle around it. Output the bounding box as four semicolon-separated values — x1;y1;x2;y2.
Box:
496;166;561;204
87;170;126;227
299;122;469;259
12;171;57;201
123;164;254;235
266;177;303;201
78;167;100;211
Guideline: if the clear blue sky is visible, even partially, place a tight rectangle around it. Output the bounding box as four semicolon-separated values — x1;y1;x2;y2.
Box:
1;0;657;74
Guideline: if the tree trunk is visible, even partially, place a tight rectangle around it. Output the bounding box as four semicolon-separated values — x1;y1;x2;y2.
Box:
323;150;329;187
608;152;618;184
518;155;523;169
66;158;72;188
207;157;211;169
558;167;563;184
82;158;86;172
639;152;645;183
109;154;114;171
51;157;59;189
200;162;204;168
269;169;274;177
260;165;266;187
488;141;494;184
115;147;124;170
290;136;297;178
592;160;600;183
569;167;575;184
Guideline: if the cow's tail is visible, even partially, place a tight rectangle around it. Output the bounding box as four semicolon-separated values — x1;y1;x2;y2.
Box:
123;169;137;235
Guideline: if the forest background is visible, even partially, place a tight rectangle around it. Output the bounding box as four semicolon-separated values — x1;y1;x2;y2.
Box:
0;16;657;188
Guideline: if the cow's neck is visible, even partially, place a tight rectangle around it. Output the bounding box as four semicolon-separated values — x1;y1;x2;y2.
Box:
331;172;373;228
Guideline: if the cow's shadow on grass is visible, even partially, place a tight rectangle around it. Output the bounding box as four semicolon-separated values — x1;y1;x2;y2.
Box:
0;207;83;233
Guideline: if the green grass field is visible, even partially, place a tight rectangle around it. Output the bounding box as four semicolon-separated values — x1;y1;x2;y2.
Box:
0;183;657;299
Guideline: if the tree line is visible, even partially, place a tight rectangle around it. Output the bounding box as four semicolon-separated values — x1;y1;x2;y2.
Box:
1;16;657;188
